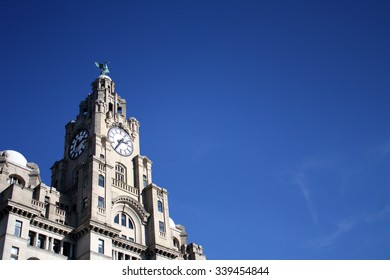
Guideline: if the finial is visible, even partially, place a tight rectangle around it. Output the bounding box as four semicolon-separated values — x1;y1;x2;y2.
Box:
95;61;110;75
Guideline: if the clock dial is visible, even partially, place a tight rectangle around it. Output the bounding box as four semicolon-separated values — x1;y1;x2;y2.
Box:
108;127;133;156
69;129;89;159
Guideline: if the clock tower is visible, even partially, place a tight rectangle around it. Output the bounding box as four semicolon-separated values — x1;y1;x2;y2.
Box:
49;68;205;260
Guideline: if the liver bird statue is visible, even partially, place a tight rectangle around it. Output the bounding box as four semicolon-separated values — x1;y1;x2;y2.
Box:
95;61;110;75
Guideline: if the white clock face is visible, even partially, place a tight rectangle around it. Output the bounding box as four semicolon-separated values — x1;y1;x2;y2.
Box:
108;127;133;156
69;129;89;159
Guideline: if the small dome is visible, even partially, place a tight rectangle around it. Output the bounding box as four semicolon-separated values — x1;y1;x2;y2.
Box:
1;150;28;167
169;217;176;229
98;74;112;81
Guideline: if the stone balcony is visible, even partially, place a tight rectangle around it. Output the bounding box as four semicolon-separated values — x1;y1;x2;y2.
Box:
112;178;138;196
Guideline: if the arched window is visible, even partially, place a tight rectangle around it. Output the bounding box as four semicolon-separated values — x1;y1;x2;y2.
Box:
128;218;133;229
173;238;180;250
98;175;105;188
114;212;134;229
8;175;25;187
158;201;163;212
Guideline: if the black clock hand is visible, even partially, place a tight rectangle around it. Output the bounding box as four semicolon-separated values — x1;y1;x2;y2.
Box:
114;138;124;150
76;139;87;152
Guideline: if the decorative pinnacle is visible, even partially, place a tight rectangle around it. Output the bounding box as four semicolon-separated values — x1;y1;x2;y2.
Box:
95;61;110;75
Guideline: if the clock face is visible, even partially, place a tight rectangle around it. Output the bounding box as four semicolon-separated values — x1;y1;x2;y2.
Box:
69;129;89;159
108;127;133;156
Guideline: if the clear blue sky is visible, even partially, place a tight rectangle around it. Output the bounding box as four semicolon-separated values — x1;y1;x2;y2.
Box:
1;0;390;259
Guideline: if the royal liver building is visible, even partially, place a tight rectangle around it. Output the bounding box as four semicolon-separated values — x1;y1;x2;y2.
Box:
0;65;205;260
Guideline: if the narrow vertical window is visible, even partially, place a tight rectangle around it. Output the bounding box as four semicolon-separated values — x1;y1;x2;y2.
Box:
53;239;61;254
83;176;88;188
121;213;126;226
98;196;105;208
82;197;88;210
98;174;105;188
128;218;133;229
14;220;22;237
37;234;45;249
10;247;19;260
158;201;163;212
73;170;79;188
98;239;104;254
159;221;165;232
143;174;147;187
28;231;35;246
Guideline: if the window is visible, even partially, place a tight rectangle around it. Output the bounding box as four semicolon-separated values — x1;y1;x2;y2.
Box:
37;234;45;249
98;175;105;188
8;175;25;187
158;201;163;212
82;197;88;210
32;188;39;200
28;231;36;246
63;242;71;257
53;239;61;254
114;213;133;229
129;237;134;242
143;175;147;187
83;176;88;188
121;213;126;226
98;196;105;208
115;163;126;183
173;238;180;250
128;218;133;229
159;221;165;232
98;239;104;254
73;170;79;188
121;235;127;240
14;220;22;237
10;247;19;260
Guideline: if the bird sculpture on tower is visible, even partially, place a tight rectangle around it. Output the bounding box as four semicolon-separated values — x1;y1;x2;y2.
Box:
95;61;110;75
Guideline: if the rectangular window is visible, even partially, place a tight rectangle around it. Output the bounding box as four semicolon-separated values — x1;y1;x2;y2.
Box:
14;220;22;237
37;234;45;249
98;175;105;188
143;175;147;187
158;201;163;212
28;231;35;246
63;242;70;257
159;221;165;232
53;239;61;254
82;197;88;210
10;247;19;260
98;196;105;208
98;239;104;254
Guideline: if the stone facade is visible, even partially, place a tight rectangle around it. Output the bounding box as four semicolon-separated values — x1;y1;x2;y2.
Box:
0;74;205;260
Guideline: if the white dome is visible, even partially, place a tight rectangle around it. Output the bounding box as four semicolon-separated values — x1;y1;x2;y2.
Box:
2;150;28;167
169;217;176;229
98;74;112;81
